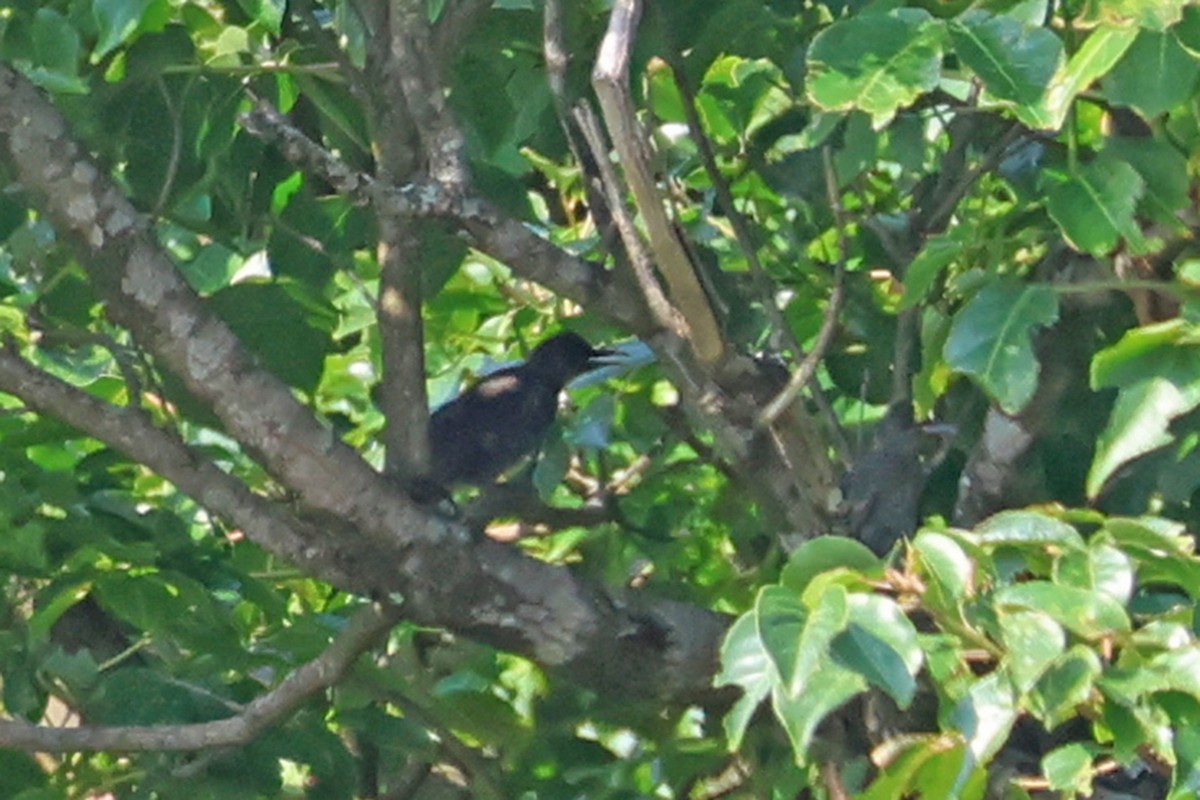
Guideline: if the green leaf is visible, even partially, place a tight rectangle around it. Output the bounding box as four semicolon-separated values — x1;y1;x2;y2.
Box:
949;10;1063;105
1030;646;1102;727
1104;137;1190;225
1103;29;1200;119
771;662;866;763
235;0;285;34
944;280;1059;413
994;581;1131;639
913;531;975;602
860;736;969;800
1088;321;1200;497
833;595;923;707
31;8;82;77
899;232;966;311
208;282;333;393
806;9;944;127
1041;742;1096;793
1053;542;1134;603
952;672;1018;761
1046;156;1147;256
998;608;1064;692
1103;516;1193;555
1080;0;1187;30
757;584;849;696
975;510;1085;549
714;614;772;749
93;0;156;60
779;536;882;594
1018;25;1139;130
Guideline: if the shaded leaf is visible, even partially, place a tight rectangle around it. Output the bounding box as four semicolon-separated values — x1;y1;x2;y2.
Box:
1046;156;1147;256
949;11;1063;105
944;280;1059;414
1104;29;1200;119
834;595;923;707
1088;321;1200;497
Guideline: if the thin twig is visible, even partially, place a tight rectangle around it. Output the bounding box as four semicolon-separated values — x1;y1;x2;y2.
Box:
666;59;802;356
756;146;847;428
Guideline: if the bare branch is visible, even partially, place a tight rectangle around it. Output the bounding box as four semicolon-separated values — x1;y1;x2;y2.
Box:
664;59;802;356
592;0;725;363
756;147;847;429
0;603;401;753
573;102;682;334
388;0;470;193
241;99;652;334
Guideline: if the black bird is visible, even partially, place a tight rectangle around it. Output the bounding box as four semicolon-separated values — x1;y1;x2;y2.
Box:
425;332;614;489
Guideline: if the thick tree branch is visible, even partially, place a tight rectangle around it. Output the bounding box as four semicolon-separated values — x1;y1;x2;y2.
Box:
0;343;366;592
0;603;401;753
0;63;728;703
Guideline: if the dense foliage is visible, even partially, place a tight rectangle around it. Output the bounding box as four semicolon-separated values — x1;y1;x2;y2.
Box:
1;0;1200;798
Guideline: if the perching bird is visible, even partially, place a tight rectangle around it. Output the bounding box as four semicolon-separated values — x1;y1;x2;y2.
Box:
424;332;614;490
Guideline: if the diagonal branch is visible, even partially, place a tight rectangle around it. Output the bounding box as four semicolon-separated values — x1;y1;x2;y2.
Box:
241;100;652;334
591;0;725;364
0;603;401;753
0;343;365;591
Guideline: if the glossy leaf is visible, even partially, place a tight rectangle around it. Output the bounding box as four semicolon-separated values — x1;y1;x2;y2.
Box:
757;584;849;696
1045;156;1147;256
715;613;773;749
1041;742;1096;793
952;672;1018;762
806;9;944;126
974;510;1085;550
771;662;866;762
994;581;1131;639
1031;646;1103;728
998;608;1065;692
944;280;1059;413
1088;321;1200;497
780;536;881;594
949;11;1063;105
1018;25;1138;129
833;594;923;707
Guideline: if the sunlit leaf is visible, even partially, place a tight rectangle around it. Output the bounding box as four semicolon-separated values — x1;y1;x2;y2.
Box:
807;9;944;127
944;280;1059;413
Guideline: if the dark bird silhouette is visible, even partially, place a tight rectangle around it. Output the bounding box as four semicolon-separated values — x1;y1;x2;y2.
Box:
838;403;956;555
424;332;613;490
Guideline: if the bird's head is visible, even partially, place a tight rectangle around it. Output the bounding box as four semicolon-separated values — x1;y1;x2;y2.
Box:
525;332;615;384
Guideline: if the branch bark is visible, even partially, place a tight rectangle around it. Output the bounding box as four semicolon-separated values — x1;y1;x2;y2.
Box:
592;0;725;364
0;61;728;707
0;603;401;752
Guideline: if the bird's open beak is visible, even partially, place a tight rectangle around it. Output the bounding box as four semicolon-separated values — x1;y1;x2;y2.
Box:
587;340;654;368
570;340;656;388
587;346;622;367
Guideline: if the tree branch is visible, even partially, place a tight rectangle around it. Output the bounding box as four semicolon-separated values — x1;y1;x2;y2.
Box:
0;343;365;592
0;603;401;752
592;0;725;363
240;100;651;334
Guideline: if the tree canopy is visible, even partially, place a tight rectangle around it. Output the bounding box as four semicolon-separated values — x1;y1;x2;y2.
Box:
1;0;1200;797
